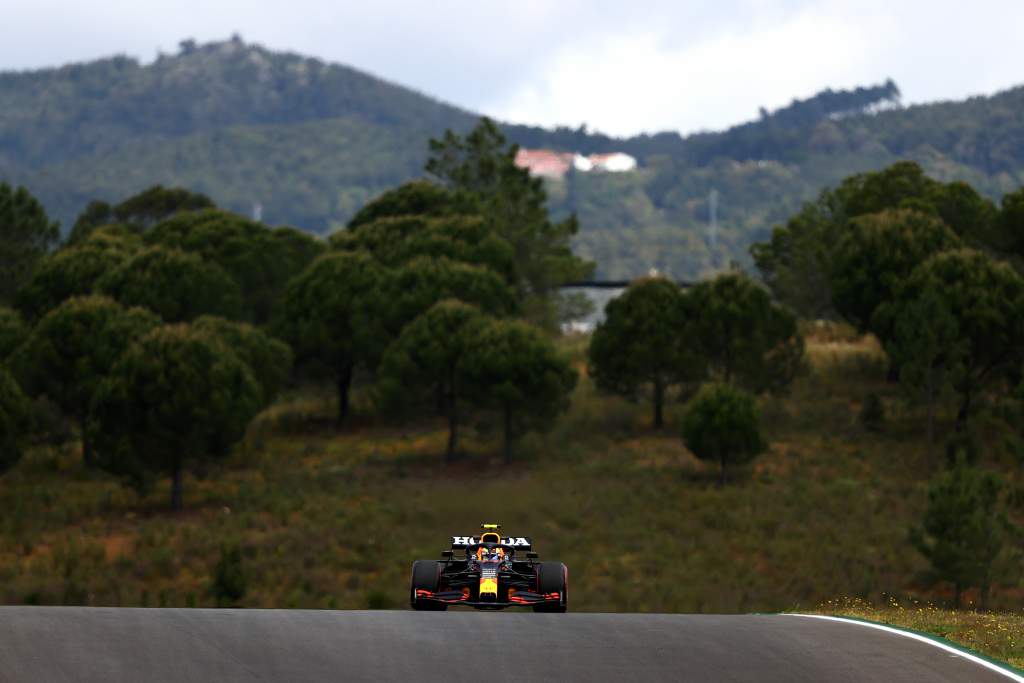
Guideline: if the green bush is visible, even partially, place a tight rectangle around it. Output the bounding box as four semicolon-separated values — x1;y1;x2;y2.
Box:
210;545;247;607
860;393;886;432
365;589;394;610
682;383;767;485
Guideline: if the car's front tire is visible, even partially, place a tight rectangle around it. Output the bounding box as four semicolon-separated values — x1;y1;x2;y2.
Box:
533;561;568;613
410;560;447;611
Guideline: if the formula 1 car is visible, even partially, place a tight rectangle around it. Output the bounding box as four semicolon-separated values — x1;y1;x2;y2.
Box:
410;524;567;612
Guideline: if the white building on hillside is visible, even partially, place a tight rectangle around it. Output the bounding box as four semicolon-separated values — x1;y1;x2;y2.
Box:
572;154;594;172
514;149;572;179
515;149;638;178
589;152;638;172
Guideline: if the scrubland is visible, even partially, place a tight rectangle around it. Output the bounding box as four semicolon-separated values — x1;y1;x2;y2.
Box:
1;325;1021;644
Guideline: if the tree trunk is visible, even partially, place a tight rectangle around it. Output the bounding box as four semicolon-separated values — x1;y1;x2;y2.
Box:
81;431;93;468
336;363;353;427
953;582;962;610
723;344;733;386
718;455;726;487
981;575;990;611
886;363;900;383
503;404;513;465
446;391;458;463
653;379;664;429
79;402;94;467
171;460;183;512
925;370;935;460
955;386;972;433
926;398;935;459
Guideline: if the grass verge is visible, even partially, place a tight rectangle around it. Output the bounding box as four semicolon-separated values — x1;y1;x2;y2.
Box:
810;597;1024;671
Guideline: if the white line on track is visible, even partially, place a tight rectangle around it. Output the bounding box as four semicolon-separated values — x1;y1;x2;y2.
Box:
785;613;1024;682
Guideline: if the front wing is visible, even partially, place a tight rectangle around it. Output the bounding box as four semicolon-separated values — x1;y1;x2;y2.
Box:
414;588;562;609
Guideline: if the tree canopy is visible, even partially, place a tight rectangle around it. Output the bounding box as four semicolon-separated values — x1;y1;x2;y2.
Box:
332;214;517;286
79;224;145;252
0;183;60;305
998;187;1024;255
830;209;961;335
15;244;133;321
67;185;215;246
146;209;324;324
378;256;518;340
751;162;1001;318
588;277;698;428
682;383;767;485
277;250;384;424
192;315;293;406
346;180;475;230
834;161;940;219
464;318;577;463
67;201;117;246
910;461;1009;608
13;296;161;464
426;118;593;323
875;249;1024;429
884;287;964;454
685;272;803;393
0;366;30;473
96;246;243;322
0;307;27;362
113;185;214;226
89;323;262;510
928;181;998;247
377;300;489;461
749;197;840;319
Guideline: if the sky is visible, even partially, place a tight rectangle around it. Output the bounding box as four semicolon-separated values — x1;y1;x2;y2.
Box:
2;0;1022;138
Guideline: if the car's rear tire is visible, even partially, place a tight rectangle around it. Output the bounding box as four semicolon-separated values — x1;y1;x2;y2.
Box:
534;561;567;613
410;560;447;611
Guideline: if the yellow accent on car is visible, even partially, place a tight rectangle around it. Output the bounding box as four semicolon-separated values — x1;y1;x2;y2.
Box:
479;577;498;597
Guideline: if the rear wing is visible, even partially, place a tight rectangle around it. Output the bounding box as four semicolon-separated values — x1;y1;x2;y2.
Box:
451;536;533;551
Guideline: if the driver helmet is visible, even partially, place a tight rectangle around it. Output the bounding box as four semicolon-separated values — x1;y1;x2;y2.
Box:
477;545;501;561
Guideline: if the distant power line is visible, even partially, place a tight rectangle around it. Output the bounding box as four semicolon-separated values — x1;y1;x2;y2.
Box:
708;188;718;249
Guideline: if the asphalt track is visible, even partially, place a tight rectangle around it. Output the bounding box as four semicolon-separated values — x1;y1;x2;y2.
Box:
0;607;1019;682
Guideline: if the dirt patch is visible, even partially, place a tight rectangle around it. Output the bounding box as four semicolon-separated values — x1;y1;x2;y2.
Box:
102;534;134;561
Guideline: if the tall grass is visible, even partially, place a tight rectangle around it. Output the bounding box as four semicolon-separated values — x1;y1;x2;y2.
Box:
0;330;1020;616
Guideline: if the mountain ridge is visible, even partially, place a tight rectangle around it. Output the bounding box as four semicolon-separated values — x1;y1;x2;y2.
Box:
2;37;1023;278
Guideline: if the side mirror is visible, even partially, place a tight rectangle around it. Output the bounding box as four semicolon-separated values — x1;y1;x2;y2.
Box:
441;550;454;559
526;552;539;560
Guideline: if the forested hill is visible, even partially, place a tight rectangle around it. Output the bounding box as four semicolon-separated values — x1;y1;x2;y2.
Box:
0;36;476;165
2;37;1024;279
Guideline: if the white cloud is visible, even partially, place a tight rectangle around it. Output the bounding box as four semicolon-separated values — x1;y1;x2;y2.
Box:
487;4;900;136
1;0;1022;137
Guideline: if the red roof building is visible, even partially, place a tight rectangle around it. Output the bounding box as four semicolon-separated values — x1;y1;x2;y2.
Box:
515;149;638;178
514;149;574;178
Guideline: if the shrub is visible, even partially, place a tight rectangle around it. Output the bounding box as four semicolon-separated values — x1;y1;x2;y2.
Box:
860;393;886;432
682;383;767;485
210;545;247;607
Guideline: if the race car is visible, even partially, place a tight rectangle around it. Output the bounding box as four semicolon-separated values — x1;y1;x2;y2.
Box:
409;523;567;612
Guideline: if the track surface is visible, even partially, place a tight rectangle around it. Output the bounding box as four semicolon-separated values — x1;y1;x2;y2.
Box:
0;607;1016;682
